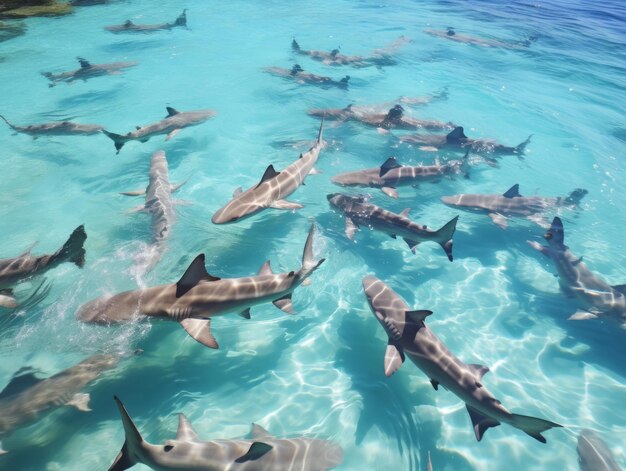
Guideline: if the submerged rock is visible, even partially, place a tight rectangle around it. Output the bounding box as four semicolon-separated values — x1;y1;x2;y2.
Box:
0;1;72;19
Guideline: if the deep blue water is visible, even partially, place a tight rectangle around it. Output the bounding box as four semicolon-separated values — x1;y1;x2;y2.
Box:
0;0;625;469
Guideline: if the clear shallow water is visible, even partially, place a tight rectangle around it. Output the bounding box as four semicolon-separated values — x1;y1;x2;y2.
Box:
0;0;625;469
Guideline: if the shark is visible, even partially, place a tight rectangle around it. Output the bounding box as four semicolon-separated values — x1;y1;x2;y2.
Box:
0;353;119;454
105;9;187;33
121;150;187;270
0;225;86;308
291;36;410;68
76;224;325;349
401;126;531;157
528;217;626;326
332;155;470;199
263;65;350;89
42;57;138;87
577;430;622;471
0;115;103;137
212;120;324;224
108;396;343;470
327;193;458;261
102;106;216;154
424;28;535;49
442;184;587;229
362;275;562;443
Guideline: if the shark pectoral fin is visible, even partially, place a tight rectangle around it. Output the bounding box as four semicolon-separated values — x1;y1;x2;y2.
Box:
309;166;322;175
526;240;549;257
180;318;219;348
381;186;399;199
176;414;199;441
170;177;190;193
568;310;599;321
235;442;273;463
120;189;146;196
419;146;439;152
0;293;17;309
273;294;293;314
250;424;274;439
402;238;420;254
406;310;433;323
488;212;508;229
611;284;626;295
232;186;243;198
176;254;220;297
239;308;251;319
467;364;490;380
269;199;303;210
67;392;91;412
384;339;405;377
258;260;273;275
0;442;6;455
466;405;500;441
166;128;182;141
345;217;359;241
430;379;439;390
126;205;147;214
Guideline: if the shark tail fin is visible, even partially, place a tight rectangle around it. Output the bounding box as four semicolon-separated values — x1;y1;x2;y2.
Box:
565;188;588;206
509;413;562;444
515;134;532;158
316;117;324;146
103;130;127;154
301;223;325;276
173;9;187;27
460;148;471;179
109;396;144;471
53;225;87;268
434;216;459;262
0;114;17;130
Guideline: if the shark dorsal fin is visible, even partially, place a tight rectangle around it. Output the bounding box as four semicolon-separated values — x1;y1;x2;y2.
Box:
176;414;199;441
612;284;626;295
379;157;402;177
503;184;522;198
0;368;43;400
166;107;181;117
258;260;273;276
446;126;467;142
233;187;243;198
256;165;280;188
77;57;91;69
176;254;220;297
250;423;274;439
400;208;411;218
467;363;490;380
406;310;433;323
234;442;273;463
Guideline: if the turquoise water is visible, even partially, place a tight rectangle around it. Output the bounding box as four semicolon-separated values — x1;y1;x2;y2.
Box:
1;0;625;469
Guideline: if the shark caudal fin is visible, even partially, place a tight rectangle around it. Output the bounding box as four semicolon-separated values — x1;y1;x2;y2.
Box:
316;117;324;146
0;114;17;131
103;130;128;154
53;225;87;268
301;224;325;275
509;413;562;443
515;134;533;158
109;396;144;471
434;216;459;262
564;188;588;206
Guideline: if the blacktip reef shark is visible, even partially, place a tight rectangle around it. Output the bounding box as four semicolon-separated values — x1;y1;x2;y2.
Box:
121;150;188;270
0;353;119;454
105;9;187;33
362;276;562;443
424;28;536;49
0;225;86;309
401;126;531;157
103;106;216;153
332;154;470;199
263;64;350;89
442;184;587;229
212;120;324;224
291;35;410;68
577;429;622;471
528;217;626;326
42;57;138;87
76;224;325;349
327;193;458;261
108;396;343;471
0;115;103;137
